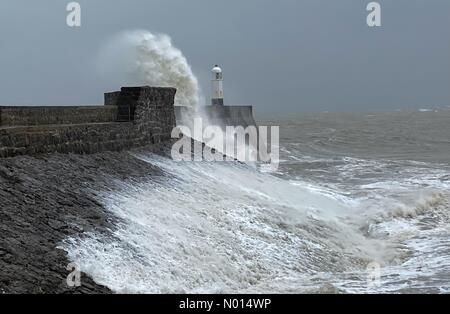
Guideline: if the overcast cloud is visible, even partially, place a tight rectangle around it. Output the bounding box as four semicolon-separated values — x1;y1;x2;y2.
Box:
0;0;449;113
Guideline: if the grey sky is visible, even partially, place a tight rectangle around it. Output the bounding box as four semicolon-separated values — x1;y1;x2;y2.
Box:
0;0;449;113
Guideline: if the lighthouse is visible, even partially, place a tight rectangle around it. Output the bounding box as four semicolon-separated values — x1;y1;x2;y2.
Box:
211;65;224;106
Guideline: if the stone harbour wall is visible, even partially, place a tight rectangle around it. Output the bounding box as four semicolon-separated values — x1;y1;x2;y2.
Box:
0;87;177;158
202;105;256;128
174;105;257;128
0;106;118;127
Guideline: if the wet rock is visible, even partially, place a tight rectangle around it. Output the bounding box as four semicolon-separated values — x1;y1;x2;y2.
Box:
0;143;172;294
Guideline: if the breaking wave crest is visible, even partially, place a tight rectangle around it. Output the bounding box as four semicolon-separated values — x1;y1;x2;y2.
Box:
62;152;433;293
372;192;448;222
97;30;202;107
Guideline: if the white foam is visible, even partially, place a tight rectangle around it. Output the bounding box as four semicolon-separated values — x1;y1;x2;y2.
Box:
62;154;393;293
96;30;202;108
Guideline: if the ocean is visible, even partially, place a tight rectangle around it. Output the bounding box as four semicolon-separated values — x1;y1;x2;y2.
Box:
62;109;450;293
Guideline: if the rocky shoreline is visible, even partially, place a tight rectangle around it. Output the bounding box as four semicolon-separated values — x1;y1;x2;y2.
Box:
0;143;173;294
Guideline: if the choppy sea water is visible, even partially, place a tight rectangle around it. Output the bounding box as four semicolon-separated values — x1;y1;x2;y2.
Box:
63;109;450;294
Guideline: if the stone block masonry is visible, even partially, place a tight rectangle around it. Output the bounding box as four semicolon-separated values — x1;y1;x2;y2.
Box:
0;86;177;158
0;106;118;127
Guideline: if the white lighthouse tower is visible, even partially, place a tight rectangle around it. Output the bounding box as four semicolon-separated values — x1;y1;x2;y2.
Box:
211;65;224;106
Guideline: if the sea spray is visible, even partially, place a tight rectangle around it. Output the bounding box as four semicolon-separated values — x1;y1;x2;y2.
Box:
96;30;219;144
96;30;202;108
95;29;265;162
